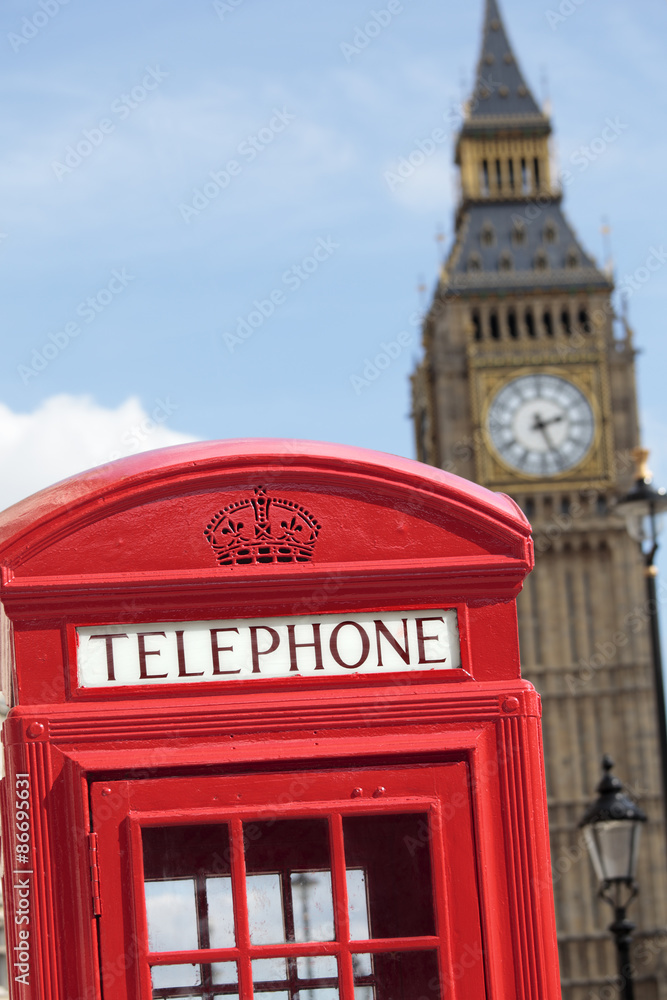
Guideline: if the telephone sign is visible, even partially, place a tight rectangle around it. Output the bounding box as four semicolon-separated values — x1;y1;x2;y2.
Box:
76;609;461;686
0;440;561;1000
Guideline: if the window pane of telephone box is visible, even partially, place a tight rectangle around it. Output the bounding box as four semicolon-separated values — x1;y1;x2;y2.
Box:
212;961;239;986
291;870;334;941
343;814;435;939
346;869;370;940
297;991;339;999
145;881;198;953
252;956;287;984
150;963;200;990
353;951;441;1000
143;824;233;952
296;955;339;998
244;819;334;945
152;961;239;999
296;955;338;980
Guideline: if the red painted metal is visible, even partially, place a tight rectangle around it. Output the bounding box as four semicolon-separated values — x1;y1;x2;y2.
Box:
0;440;560;999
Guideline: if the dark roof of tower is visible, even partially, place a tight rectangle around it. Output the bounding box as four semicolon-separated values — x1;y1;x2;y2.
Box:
463;0;549;132
440;200;612;295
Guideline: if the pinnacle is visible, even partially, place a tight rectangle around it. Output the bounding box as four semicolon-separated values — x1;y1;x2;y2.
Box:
467;0;545;123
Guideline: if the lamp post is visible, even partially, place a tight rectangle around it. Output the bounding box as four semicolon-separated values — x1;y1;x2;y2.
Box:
580;755;647;1000
616;448;667;823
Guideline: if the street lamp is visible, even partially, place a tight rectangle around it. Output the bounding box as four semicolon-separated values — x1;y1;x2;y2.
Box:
616;448;667;820
580;755;647;1000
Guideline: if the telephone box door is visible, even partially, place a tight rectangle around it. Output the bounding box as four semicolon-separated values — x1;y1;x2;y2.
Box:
91;762;485;1000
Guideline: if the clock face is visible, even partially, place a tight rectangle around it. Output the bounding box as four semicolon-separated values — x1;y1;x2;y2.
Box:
486;373;595;477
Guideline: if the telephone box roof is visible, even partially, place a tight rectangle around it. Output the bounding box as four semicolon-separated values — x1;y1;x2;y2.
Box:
0;439;531;565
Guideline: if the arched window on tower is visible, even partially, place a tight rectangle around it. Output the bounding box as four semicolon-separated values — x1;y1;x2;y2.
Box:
507;309;519;339
533;157;541;191
521;158;530;193
480;222;495;247
495;158;502;192
498;251;513;272
511;219;526;246
525;308;536;338
578;307;591;333
490;311;501;340
543;220;558;244
481;160;490;196
534;250;549;271
543;310;554;336
508;159;515;191
471;309;483;341
561;308;572;335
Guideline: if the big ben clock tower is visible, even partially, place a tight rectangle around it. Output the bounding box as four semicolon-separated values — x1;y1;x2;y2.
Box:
412;1;667;997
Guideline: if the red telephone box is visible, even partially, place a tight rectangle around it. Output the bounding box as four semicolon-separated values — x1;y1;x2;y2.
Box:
0;440;561;1000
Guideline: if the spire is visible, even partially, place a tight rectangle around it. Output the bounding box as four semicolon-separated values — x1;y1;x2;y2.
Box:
466;0;546;126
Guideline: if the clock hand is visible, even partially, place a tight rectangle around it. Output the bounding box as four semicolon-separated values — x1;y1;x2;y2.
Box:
531;412;563;461
532;413;564;431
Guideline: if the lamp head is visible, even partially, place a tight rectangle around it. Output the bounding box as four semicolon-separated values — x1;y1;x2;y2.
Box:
579;756;646;887
616;449;667;545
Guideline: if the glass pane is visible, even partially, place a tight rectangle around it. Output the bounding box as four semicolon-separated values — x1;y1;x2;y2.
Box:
143;825;232;880
152;962;238;998
591;822;638;881
352;954;373;978
297;955;338;979
296;991;339;999
150;963;200;989
291;871;335;941
143;824;232;953
346;869;370;940
244;819;333;945
295;954;339;998
145;880;198;952
212;962;238;985
255;994;290;1000
253;956;287;982
344;814;435;939
207;877;235;947
247;873;285;944
353;951;441;1000
252;952;338;996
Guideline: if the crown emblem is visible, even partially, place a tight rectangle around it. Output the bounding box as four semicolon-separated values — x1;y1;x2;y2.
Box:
204;488;321;566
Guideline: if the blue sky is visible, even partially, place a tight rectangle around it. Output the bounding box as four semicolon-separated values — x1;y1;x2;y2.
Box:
1;0;666;510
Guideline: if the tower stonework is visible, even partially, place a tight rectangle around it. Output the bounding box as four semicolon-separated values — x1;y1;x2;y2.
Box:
411;2;667;997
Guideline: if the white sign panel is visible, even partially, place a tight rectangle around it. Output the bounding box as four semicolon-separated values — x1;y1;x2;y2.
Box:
77;609;460;688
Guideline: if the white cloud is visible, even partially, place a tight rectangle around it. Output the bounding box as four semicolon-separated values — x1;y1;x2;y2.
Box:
0;394;197;512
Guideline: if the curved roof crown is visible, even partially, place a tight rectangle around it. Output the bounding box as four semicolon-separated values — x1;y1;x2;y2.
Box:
0;439;533;602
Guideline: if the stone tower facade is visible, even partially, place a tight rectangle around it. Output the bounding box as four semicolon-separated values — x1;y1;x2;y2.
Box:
411;2;667;997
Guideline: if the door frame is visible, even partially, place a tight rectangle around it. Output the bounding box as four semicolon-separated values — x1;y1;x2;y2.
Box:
91;760;486;1000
